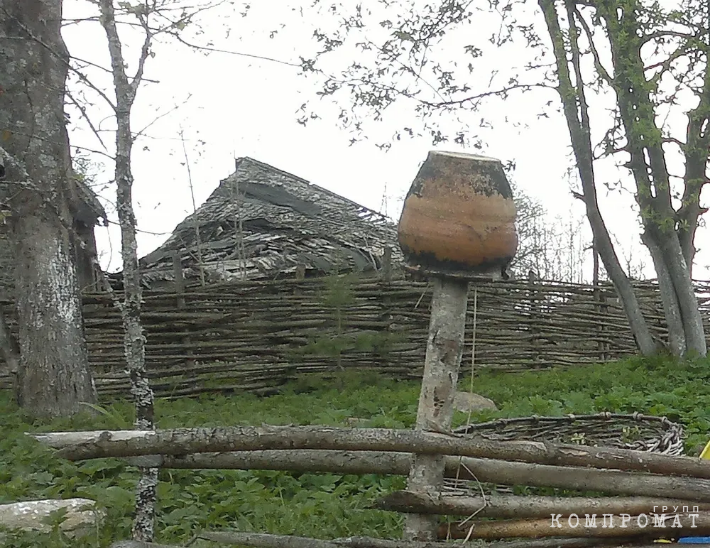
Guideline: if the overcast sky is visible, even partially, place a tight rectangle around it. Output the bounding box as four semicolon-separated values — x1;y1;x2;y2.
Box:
61;0;709;280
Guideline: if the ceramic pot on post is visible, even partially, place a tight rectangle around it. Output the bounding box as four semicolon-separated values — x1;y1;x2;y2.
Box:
397;150;517;542
398;151;518;280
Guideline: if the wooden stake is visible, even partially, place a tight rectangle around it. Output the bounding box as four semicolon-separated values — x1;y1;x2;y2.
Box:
172;252;195;369
382;247;392;281
405;277;469;541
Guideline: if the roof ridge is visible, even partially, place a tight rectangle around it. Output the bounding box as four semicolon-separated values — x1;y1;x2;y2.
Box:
234;156;311;186
233;156;390;221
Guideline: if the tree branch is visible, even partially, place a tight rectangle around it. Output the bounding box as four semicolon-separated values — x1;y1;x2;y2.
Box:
646;45;696;86
0;6;116;109
132;95;192;141
65;91;108;152
129;4;154;100
678;31;710;267
640;29;697;46
572;7;613;85
163;32;302;68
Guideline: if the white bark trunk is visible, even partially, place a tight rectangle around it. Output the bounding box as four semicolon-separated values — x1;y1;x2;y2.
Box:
405;278;468;541
97;0;156;540
656;233;707;356
0;0;97;417
538;0;658;356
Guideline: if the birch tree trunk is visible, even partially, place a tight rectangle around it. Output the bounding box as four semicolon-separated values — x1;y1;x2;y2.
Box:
97;0;156;540
0;0;97;417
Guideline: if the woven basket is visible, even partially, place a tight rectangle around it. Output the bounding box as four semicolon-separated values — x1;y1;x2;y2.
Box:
453;412;684;455
446;412;684;495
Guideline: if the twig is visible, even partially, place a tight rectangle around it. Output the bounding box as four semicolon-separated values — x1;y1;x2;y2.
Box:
178;128;205;286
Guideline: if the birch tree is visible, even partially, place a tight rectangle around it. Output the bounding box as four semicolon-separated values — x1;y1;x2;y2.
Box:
93;0;157;539
294;0;709;357
0;0;97;417
67;0;237;540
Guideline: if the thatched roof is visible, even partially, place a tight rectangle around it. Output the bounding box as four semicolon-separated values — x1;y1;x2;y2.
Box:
72;178;107;226
139;157;403;285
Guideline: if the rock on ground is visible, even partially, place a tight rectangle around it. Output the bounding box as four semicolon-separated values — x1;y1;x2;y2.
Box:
453;391;498;413
0;498;102;536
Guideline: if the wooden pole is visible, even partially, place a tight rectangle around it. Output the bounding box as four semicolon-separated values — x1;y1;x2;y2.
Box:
382;246;392;282
151;449;710;502
195;531;632;548
440;512;710;540
405;277;468;541
159;449;710;502
33;426;710;480
110;542;179;548
172;251;194;369
379;490;710;519
396;151;517;539
528;269;542;363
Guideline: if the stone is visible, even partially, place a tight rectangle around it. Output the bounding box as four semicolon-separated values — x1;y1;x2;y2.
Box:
0;498;102;537
453;391;498;413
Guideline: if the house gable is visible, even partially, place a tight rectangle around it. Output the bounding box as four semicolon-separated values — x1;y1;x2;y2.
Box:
139;157;402;285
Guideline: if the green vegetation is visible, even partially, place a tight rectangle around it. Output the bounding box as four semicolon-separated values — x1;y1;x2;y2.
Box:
294;273;405;365
1;355;709;546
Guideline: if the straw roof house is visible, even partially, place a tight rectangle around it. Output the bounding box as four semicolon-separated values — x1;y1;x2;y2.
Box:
138;157;402;286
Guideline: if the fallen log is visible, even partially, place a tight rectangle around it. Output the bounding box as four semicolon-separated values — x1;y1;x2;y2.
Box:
197;531;635;548
30;426;710;480
110;542;180;548
151;450;710;503
378;491;710;519
439;512;710;539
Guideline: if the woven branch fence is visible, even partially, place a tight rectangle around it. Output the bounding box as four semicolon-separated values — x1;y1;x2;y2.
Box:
2;276;710;398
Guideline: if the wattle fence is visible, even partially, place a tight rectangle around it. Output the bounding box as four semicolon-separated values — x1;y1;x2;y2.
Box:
2;276;709;398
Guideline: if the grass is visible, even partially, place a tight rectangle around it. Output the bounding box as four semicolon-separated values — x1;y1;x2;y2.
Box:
1;355;710;546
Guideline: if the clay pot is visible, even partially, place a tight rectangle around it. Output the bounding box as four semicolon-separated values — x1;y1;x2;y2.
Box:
397;151;517;277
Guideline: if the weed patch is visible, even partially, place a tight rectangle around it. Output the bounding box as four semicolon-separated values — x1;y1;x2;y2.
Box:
1;356;708;546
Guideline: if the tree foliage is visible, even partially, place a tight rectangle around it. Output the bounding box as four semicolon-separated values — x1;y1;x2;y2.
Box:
293;0;709;357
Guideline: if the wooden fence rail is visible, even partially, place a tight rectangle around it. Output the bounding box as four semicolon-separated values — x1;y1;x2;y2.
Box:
2;276;710;398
